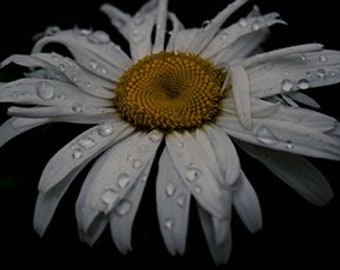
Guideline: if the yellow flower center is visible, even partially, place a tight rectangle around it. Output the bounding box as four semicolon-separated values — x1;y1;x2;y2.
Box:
113;51;227;131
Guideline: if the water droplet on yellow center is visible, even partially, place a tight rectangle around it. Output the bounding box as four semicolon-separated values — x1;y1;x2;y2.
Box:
113;51;227;131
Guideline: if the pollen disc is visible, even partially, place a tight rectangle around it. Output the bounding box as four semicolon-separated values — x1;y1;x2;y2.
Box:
113;51;227;131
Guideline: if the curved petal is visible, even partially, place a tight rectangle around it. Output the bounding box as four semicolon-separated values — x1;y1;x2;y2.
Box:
217;114;340;160
100;3;132;40
166;131;231;219
202;10;284;59
109;160;153;254
33;120;133;236
245;46;340;98
153;0;168;53
156;148;191;256
237;141;334;206
232;171;262;233
33;28;132;73
195;125;241;188
38;119;132;193
230;65;252;129
166;13;184;51
75;130;163;233
0;78;111;107
0;117;49;148
127;0;158;61
198;206;232;265
184;0;248;54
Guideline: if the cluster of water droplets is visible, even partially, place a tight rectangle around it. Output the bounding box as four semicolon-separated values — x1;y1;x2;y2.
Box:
254;125;297;150
98;130;162;216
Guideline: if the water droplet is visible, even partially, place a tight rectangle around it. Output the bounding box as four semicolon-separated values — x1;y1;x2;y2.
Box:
98;124;114;136
300;54;307;62
330;71;336;77
132;30;145;44
37;82;55;100
316;68;327;79
286;140;294;150
45;26;60;36
57;93;66;101
164;219;174;230
132;159;143;169
298;79;310;90
139;144;150;153
306;71;312;78
185;168;202;182
90;59;98;70
117;173;130;188
165;183;176;197
175;196;185;208
281;79;294;92
78;137;96;149
101;188;119;213
202;20;211;28
194;185;202;193
319;54;329;63
115;200;132;216
177;142;184;148
149;131;162;142
220;31;229;40
99;66;107;75
88;31;110;44
255;125;279;145
134;16;145;26
141;174;148;182
238;18;248;27
72;103;83;113
72;148;83;160
59;63;66;72
74;26;92;36
252;22;260;31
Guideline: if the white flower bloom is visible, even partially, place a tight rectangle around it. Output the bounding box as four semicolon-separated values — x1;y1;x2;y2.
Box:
1;0;340;265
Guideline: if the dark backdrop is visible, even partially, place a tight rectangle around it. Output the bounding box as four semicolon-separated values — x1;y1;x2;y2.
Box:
0;0;339;269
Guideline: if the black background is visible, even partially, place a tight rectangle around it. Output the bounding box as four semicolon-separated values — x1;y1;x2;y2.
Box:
0;0;339;269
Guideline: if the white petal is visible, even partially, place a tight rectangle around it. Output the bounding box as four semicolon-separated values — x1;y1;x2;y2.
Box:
246;48;340;98
238;142;334;206
232;172;262;232
211;30;269;66
109;161;153;254
202;11;284;59
185;0;248;54
230;65;252;129
33;28;132;73
34;121;132;235
39;119;132;193
156;148;191;256
100;3;132;39
34;164;86;236
166;13;184;51
76;130;162;233
0;78;111;107
153;0;168;53
79;215;109;246
32;53;114;99
166;131;231;219
198;206;232;265
288;92;321;109
196;125;241;188
128;0;158;61
0;117;49;148
218;115;340;160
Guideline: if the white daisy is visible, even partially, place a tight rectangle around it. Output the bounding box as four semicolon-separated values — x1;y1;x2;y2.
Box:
1;0;340;265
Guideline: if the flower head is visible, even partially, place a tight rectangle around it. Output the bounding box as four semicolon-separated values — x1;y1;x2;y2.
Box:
1;0;340;265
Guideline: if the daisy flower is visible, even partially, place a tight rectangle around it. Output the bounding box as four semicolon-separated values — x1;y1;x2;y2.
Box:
1;0;340;265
